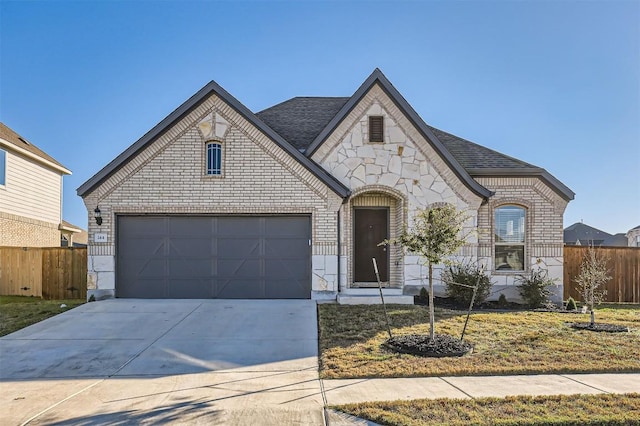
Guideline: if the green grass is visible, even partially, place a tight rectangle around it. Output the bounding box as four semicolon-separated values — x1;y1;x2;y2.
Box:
0;296;85;337
334;393;640;426
318;304;640;378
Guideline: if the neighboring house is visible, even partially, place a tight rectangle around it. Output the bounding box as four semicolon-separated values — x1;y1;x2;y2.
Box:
60;220;88;247
78;69;574;302
627;225;640;247
564;222;629;247
0;123;75;247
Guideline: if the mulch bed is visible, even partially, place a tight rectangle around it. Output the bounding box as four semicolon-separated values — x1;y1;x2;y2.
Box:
384;333;473;358
568;322;630;333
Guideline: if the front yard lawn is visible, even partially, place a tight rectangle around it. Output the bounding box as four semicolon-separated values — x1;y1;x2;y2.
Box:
0;296;85;337
335;393;640;426
318;304;640;379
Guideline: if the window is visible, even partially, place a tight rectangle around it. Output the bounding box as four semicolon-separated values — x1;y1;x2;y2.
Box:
206;142;222;175
494;205;525;271
636;235;640;248
0;149;5;186
369;116;384;142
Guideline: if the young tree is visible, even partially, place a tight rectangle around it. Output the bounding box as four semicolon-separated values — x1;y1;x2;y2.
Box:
383;204;470;340
574;246;611;325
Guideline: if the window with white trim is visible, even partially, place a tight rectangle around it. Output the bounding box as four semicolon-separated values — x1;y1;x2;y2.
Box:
494;205;525;271
206;141;222;176
0;149;6;186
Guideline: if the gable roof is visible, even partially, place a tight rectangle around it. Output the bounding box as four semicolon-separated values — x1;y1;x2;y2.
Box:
564;222;612;245
0;122;71;174
303;69;493;200
77;81;350;198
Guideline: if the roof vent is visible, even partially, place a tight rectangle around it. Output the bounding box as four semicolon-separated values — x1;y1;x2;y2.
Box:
18;137;30;146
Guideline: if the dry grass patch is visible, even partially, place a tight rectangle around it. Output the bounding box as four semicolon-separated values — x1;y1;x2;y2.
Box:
335;393;640;426
318;304;640;378
0;296;85;337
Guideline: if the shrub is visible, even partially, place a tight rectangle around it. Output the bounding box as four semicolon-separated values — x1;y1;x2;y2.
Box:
566;297;577;311
417;287;429;302
442;262;492;306
497;293;508;308
516;269;557;308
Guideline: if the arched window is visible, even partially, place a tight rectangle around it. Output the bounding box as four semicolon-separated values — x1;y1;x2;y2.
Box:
494;205;526;271
206;141;222;175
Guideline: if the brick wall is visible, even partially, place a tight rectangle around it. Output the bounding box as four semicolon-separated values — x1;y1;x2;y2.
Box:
0;212;60;247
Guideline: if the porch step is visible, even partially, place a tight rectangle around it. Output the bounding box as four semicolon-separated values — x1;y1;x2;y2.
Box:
337;294;414;305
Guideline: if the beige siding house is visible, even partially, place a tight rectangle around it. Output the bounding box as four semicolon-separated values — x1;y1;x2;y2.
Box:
0;123;74;247
78;69;574;302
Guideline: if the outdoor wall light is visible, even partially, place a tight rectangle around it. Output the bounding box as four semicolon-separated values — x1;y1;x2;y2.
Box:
94;207;102;226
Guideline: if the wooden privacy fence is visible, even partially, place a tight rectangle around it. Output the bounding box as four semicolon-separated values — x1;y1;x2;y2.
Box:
564;246;640;303
0;247;87;300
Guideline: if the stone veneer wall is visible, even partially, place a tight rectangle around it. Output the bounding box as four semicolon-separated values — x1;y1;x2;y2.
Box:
0;211;60;247
312;83;482;295
82;92;343;300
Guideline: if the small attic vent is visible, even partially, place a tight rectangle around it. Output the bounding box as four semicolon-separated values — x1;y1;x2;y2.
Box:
18;137;29;145
369;116;383;142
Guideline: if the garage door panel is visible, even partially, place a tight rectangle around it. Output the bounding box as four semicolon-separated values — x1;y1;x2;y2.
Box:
217;238;260;257
168;238;212;256
265;259;309;279
117;216;310;299
169;217;211;236
167;279;211;299
217;218;261;237
118;238;165;256
264;238;308;257
120;278;166;298
216;279;262;299
265;280;307;299
120;258;166;278
168;258;213;277
264;217;309;236
121;217;167;235
218;259;261;278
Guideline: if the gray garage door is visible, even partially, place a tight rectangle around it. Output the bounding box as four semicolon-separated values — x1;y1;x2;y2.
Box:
116;216;311;299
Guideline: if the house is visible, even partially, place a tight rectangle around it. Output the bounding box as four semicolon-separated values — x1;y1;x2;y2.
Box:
77;69;574;302
564;222;629;247
627;225;640;247
0;123;75;247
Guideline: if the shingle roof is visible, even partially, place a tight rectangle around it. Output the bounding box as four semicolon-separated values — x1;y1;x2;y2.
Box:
257;97;349;151
564;222;612;245
0;122;70;173
427;126;536;170
254;93;574;201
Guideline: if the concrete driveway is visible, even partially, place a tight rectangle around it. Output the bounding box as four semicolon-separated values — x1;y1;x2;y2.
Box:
0;299;325;425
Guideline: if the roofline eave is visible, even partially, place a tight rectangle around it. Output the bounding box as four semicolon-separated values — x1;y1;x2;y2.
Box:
467;168;575;201
77;81;350;199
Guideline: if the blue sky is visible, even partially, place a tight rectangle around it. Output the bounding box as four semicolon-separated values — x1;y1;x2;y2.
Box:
1;0;638;234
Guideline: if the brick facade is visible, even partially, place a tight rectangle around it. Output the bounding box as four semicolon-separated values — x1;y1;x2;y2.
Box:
0;211;60;247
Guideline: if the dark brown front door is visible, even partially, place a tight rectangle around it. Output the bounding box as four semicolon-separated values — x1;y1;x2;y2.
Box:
354;208;389;283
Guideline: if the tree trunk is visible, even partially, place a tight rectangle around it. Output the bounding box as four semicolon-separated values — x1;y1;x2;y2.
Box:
428;262;435;341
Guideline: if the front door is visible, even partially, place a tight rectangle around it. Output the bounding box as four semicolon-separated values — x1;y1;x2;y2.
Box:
353;208;389;283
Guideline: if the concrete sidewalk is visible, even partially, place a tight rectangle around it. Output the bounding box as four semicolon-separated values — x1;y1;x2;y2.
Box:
324;373;640;425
